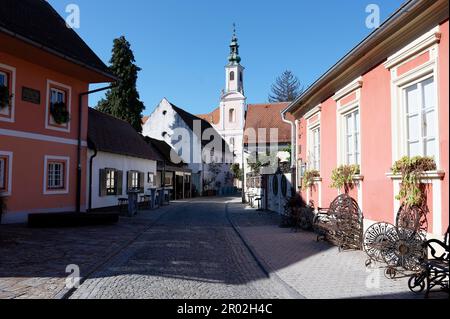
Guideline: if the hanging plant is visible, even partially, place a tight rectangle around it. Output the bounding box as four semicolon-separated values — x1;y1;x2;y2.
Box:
392;156;436;207
302;169;320;190
50;102;70;124
0;85;12;110
330;164;360;193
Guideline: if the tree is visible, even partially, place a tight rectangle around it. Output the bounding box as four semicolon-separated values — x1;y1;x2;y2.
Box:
231;163;243;181
268;70;304;103
97;36;145;133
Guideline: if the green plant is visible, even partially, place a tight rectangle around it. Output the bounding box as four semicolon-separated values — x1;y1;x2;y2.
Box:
231;163;243;181
0;85;12;110
302;169;320;190
50;102;70;124
330;164;360;193
392;156;436;207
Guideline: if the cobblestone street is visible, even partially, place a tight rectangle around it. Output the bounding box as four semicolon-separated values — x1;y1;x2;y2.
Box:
0;197;441;299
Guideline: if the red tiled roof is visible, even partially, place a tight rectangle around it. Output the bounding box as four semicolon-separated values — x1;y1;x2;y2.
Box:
0;0;113;79
196;107;220;125
244;103;294;144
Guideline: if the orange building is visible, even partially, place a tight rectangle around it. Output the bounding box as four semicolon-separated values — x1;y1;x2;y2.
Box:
0;0;115;223
283;0;449;239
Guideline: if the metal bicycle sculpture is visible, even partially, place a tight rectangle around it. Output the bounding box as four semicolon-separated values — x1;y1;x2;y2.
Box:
363;204;428;279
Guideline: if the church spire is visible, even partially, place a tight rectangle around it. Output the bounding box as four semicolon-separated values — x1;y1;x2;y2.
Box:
228;23;241;65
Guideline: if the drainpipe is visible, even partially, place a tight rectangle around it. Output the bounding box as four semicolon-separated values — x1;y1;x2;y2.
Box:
281;110;297;190
77;84;115;213
88;141;98;212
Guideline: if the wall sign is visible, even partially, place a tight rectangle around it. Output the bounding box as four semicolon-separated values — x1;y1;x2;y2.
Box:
22;87;41;104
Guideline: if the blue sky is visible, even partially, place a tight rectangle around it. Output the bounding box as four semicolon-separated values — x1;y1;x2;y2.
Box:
48;0;405;116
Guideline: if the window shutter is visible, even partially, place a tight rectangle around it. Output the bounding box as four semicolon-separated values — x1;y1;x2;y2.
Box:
139;172;145;193
117;170;123;195
99;169;107;197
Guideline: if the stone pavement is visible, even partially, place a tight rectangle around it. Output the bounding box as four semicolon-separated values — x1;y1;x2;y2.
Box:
0;205;171;299
69;199;296;299
227;199;443;299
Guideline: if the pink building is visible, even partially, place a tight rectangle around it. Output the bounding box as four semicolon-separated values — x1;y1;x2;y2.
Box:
0;0;115;223
283;0;448;239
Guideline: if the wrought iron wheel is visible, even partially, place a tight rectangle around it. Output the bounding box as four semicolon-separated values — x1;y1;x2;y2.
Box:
396;204;428;237
363;222;395;264
382;227;426;272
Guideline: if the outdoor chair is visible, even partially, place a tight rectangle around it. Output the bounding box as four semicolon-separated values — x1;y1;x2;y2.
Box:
409;227;449;298
313;194;364;251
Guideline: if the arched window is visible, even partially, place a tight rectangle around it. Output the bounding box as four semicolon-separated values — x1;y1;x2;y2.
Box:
229;108;236;123
230;71;235;81
239;72;243;82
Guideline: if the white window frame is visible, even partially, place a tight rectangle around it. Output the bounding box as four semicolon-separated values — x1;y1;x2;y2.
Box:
130;171;139;189
334;77;363;169
43;156;70;195
309;125;321;171
106;168;117;196
0;63;16;123
343;108;361;166
0;151;13;196
47;162;65;190
305;104;322;172
337;103;362;168
387;27;441;168
402;76;437;158
45;80;72;133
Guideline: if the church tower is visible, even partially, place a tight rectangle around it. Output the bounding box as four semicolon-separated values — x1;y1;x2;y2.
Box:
225;26;244;95
218;24;246;165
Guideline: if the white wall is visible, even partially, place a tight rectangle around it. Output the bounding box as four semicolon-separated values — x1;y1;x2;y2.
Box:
142;98;203;174
88;150;157;210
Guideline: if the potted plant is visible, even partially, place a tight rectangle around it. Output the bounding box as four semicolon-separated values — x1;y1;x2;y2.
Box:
391;156;436;207
302;169;321;190
50;101;70;124
0;84;12;110
330;164;361;194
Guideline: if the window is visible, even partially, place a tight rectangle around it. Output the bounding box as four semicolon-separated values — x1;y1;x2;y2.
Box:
0;156;7;192
47;161;65;190
0;71;7;87
44;156;69;194
50;87;65;105
131;171;139;188
229;108;236;123
404;77;436;158
239;72;243;82
344;110;360;165
230;137;235;149
310;127;320;170
164;173;173;186
230;71;235;81
0;66;14;121
106;169;116;195
46;80;71;131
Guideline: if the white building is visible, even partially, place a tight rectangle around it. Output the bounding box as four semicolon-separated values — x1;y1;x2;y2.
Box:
197;28;246;170
87;108;159;210
142;98;233;195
